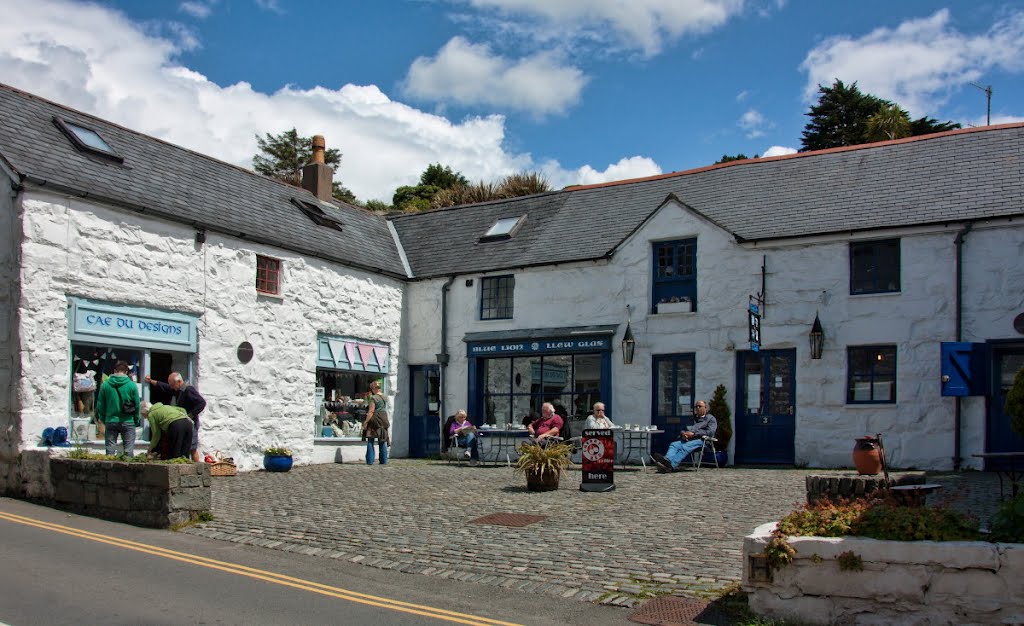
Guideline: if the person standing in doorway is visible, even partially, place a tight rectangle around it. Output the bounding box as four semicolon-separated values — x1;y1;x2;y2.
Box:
145;372;206;462
95;360;141;456
362;380;390;465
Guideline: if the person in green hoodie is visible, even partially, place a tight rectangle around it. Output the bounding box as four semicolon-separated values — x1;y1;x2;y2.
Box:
94;360;141;456
141;402;193;460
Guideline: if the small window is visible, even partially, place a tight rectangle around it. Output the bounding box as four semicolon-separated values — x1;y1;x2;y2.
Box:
480;215;525;242
53;117;123;162
850;239;900;295
847;345;897;404
256;255;282;295
291;198;343;231
480;275;514;320
652;238;697;312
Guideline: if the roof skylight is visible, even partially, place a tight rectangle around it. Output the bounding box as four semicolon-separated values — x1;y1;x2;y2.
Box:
481;215;525;242
53;117;123;162
291;198;343;232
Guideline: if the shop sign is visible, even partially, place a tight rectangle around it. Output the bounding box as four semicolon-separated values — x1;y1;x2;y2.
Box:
69;298;197;352
468;336;610;357
317;334;389;373
580;429;615;492
748;303;761;352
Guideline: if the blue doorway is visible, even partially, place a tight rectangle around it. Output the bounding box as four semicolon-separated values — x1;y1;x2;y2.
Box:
408;365;440;458
986;345;1024;466
651;353;695;453
735;349;796;464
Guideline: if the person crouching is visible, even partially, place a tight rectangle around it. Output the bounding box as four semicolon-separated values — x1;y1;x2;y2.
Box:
141;401;193;460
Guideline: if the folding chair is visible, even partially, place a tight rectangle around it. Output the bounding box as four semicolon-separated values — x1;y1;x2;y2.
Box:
447;433;469;465
691;436;719;469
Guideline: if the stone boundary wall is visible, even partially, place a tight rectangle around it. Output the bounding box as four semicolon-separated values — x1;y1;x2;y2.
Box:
50;457;211;528
743;522;1024;625
806;472;925;504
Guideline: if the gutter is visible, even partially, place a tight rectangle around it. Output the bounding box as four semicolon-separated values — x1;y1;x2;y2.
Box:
952;221;973;471
438;275;456;438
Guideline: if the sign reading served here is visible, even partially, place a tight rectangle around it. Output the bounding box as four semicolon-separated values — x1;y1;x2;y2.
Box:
580;429;615;492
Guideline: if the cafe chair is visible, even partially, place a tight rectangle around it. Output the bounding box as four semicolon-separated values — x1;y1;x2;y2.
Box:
447;433;470;465
691;436;719;469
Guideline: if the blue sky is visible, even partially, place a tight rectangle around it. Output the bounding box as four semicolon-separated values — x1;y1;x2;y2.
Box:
1;0;1022;203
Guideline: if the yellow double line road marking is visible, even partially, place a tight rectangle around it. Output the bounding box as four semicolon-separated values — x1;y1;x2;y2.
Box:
0;511;521;626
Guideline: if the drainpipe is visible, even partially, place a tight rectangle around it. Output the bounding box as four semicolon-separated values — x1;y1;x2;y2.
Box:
438;276;456;438
953;222;973;471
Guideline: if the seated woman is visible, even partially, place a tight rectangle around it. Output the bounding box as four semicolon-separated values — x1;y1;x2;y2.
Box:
584;402;615;430
141;401;193;460
447;409;479;465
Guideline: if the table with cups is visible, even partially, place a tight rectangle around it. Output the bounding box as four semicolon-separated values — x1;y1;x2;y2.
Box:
612;424;664;471
477;423;533;466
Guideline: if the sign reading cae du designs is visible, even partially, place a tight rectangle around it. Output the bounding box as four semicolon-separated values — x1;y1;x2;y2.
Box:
69;298;198;352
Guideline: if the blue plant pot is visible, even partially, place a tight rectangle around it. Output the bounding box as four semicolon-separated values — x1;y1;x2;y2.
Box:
263;454;293;472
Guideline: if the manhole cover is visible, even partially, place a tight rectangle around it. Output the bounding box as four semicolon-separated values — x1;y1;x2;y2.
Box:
470;512;547;527
628;596;730;626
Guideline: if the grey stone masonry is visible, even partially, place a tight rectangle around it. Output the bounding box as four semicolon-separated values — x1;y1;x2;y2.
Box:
806;472;926;504
50;458;211;528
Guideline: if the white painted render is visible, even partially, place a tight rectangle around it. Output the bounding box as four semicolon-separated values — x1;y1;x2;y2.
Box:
13;190;405;471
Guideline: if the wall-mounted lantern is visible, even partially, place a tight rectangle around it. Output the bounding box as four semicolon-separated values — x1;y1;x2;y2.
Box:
809;313;824;360
622;304;636;365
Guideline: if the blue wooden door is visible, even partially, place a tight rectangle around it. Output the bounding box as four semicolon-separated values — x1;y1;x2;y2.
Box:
408;365;440;458
986;346;1024;465
735;349;796;464
651;354;695;453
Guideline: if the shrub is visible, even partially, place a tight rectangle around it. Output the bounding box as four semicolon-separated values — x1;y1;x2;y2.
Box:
708;384;732;450
264;446;292;456
989;493;1024;543
836;551;864;571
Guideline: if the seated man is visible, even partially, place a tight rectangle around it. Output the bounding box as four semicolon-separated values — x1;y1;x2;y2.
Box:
584;402;615;430
652;400;717;473
528;402;563;445
448;409;479;466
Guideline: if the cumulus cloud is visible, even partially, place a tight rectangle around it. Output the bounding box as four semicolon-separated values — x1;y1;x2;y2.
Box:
462;0;747;57
179;1;213;19
0;0;662;202
403;36;587;115
738;108;768;138
801;8;1024;116
761;145;797;158
544;156;662;188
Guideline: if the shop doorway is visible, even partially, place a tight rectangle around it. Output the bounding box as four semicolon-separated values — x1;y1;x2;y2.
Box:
651;353;695;452
735;349;796;464
986;344;1024;465
408;365;440;458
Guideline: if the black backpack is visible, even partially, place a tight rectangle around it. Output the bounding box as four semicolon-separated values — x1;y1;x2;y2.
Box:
115;385;137;414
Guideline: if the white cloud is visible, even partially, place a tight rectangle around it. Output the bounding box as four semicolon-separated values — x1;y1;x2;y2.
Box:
801;9;1024;117
179;2;213;19
462;0;747;57
738;108;768;138
735;89;749;102
253;0;283;14
544;156;662;188
403;36;587;116
761;145;797;158
0;0;656;203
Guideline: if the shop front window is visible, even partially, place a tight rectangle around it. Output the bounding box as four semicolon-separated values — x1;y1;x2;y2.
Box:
316;369;381;438
481;353;604;426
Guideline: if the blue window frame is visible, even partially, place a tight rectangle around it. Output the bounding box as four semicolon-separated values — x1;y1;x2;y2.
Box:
652;239;697;313
480;275;514;320
847;345;897;404
850;239;900;295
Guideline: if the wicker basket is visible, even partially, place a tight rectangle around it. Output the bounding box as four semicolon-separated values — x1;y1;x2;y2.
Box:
209;462;237;477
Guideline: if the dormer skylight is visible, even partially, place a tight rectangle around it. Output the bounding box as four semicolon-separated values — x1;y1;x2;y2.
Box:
291;197;343;232
480;215;525;242
53;116;123;162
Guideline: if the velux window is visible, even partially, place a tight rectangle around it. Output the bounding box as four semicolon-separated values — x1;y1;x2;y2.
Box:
256;255;282;295
480;215;525;242
53;116;123;162
291;198;343;232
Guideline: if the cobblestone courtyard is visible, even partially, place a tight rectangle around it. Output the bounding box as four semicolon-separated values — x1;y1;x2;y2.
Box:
184;461;1003;607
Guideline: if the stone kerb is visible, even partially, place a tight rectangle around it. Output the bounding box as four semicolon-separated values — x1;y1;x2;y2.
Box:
806;472;925;504
742;523;1024;625
50;458;211;528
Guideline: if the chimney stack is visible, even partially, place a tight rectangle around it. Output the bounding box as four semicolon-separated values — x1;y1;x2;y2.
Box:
301;134;334;201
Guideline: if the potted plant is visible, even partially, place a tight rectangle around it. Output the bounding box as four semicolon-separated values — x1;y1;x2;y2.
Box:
708;384;732;466
263;446;293;472
514;441;572;491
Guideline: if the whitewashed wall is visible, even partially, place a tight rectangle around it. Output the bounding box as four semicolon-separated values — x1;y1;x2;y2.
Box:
407;201;1024;470
14;190;404;471
0;178;19;491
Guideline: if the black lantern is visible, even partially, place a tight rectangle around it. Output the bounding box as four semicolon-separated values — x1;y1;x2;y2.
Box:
809;313;824;360
622;321;636;365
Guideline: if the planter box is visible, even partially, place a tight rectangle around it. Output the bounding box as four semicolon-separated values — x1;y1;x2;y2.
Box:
49;457;211;528
743;522;1024;625
657;301;693;314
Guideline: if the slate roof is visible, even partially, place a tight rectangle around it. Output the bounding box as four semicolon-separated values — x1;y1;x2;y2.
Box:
0;83;406;279
391;123;1024;279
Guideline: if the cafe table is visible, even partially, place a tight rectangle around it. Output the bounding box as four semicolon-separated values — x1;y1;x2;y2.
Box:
477;426;532;467
614;427;664;471
972;452;1024;499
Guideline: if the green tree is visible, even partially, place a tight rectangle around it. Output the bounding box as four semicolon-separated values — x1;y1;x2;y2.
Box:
707;384;732;450
419;163;468;188
800;80;887;151
715;153;757;164
909;116;961;136
364;199;393;213
252;128;356;203
393;184;440;212
864;103;912;142
431;172;552;209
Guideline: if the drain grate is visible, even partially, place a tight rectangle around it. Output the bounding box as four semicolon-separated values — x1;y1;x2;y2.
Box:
469;512;547;527
628;596;730;626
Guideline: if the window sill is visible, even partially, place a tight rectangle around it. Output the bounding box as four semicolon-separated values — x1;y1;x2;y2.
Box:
314;437;363;444
844;403;897;408
849;291;901;298
256;290;284;301
653;308;696;316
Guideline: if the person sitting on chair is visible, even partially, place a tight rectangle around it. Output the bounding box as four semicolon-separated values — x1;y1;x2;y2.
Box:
528;402;563;444
448;409;479;465
584;402;615;430
652;400;717;473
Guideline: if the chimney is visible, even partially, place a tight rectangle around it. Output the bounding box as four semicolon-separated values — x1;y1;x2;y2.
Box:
301;134;334;201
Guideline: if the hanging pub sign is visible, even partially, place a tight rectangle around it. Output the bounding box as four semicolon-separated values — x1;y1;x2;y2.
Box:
580;429;615;492
748;302;761;352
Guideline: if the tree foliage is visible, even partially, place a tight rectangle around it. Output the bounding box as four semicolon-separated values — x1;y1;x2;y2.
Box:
252;128;356;203
392;163;468;212
430;172;552;209
800;80;960;152
420;163;468;188
715;153;757;164
708;384;732;449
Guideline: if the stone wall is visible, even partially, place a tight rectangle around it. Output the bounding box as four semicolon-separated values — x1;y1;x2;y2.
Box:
50;457;211;528
743;522;1024;625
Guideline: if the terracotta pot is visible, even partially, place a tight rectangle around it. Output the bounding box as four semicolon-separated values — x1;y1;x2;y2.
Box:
852;437;882;475
525;469;560;492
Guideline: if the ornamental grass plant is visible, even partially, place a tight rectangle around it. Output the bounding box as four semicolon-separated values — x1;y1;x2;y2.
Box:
513;441;572;478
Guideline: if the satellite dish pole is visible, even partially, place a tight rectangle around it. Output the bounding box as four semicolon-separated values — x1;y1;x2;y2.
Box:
970;83;992;126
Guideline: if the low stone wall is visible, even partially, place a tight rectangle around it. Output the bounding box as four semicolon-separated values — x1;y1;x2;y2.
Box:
805;472;925;504
50;457;211;528
743;522;1024;625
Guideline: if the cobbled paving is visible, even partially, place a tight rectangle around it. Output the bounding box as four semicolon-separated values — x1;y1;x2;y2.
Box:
183;461;1004;608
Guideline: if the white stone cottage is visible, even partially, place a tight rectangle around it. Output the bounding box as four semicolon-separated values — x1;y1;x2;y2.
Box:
1;83;1022;494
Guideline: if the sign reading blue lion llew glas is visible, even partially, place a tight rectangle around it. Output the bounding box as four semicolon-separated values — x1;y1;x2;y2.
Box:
69;298;197;352
468;337;610;357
